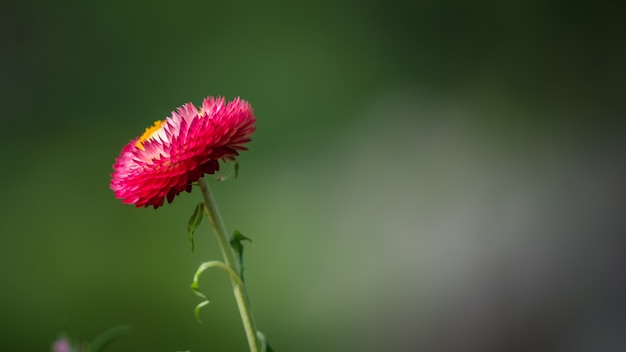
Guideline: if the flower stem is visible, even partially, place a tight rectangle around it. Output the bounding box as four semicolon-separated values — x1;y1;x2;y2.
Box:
198;177;260;352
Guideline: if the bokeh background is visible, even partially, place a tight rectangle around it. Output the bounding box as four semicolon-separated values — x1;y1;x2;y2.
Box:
1;0;625;351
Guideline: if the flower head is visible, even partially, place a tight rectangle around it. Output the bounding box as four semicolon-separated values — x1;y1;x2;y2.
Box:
110;96;255;208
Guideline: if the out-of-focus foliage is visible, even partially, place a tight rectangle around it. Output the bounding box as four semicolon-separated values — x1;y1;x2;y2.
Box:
1;0;624;351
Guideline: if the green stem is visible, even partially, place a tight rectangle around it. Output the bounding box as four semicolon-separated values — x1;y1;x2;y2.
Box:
198;177;260;352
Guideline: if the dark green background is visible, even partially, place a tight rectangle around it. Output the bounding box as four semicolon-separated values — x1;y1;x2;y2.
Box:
2;1;625;351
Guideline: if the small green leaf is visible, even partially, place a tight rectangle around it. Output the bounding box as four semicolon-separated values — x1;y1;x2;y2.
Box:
230;230;252;279
187;202;204;253
234;161;240;179
190;260;243;323
257;331;275;352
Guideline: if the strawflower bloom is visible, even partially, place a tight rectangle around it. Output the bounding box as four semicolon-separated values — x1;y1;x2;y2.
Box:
110;96;255;208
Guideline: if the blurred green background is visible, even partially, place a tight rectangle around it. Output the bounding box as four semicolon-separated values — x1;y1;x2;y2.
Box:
1;0;625;351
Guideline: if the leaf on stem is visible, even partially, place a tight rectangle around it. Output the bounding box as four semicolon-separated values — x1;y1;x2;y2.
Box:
190;260;243;323
257;331;275;352
187;202;204;253
230;230;252;279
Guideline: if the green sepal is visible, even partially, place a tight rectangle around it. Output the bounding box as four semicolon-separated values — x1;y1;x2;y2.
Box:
230;230;252;279
215;161;240;182
187;202;204;253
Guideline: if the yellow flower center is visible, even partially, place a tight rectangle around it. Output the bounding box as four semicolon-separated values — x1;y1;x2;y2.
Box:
135;120;165;150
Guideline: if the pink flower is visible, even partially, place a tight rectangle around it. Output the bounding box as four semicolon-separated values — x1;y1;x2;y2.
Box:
110;96;255;208
52;337;71;352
